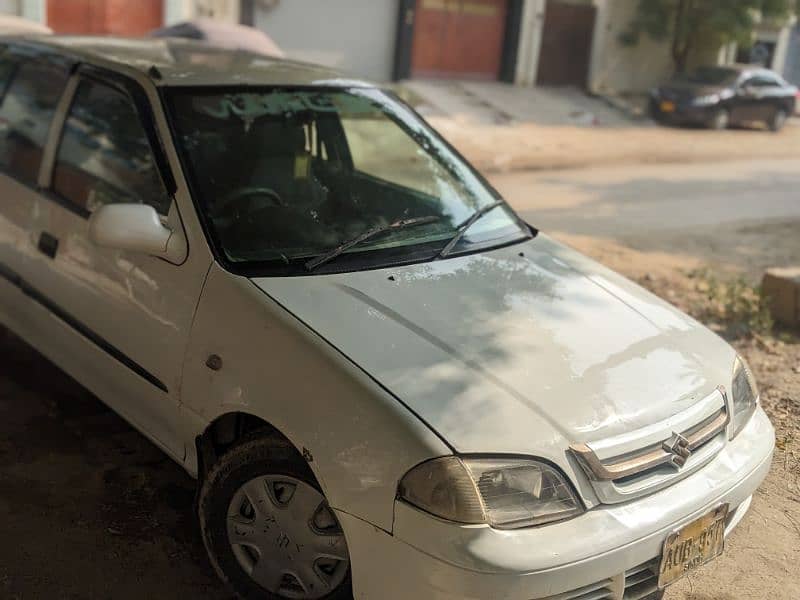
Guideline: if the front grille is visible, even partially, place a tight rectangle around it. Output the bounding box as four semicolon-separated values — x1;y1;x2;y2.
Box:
543;578;616;600
540;560;659;600
659;88;694;103
623;561;659;599
569;386;730;504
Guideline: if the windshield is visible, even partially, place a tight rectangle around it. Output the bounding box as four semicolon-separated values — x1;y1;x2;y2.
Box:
166;87;529;274
677;67;739;86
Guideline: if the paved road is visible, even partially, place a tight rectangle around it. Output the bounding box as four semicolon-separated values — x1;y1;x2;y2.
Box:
491;158;800;276
492;158;800;237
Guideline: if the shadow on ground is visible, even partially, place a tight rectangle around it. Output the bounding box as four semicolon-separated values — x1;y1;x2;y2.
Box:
0;329;227;599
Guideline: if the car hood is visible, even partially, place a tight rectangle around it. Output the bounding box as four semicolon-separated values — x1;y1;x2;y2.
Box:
251;235;735;457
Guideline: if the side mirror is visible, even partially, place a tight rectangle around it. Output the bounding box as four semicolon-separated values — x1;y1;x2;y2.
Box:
88;203;174;258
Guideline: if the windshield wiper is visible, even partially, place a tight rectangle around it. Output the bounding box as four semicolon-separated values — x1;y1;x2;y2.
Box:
436;200;505;259
305;215;442;271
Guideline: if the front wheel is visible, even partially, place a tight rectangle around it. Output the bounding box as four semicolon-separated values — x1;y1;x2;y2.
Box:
769;107;788;132
199;436;352;600
707;108;730;130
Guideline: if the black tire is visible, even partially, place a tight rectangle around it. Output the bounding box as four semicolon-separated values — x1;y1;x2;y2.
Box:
198;435;353;600
768;107;788;132
708;108;730;130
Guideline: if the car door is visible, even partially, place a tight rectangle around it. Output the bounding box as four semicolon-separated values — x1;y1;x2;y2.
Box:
0;47;70;328
24;66;211;459
732;75;759;122
734;74;777;122
754;72;791;121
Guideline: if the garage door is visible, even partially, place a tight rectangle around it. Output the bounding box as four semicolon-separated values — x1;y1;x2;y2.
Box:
411;0;508;80
251;0;398;81
536;0;596;87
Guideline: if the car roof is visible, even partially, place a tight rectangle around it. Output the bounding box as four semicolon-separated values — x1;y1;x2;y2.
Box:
689;63;790;84
0;34;376;88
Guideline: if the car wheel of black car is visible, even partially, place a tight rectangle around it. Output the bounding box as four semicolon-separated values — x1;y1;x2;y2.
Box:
708;108;730;130
768;107;788;132
199;434;353;600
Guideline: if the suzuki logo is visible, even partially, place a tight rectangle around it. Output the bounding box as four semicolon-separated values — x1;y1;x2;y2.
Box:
662;432;692;468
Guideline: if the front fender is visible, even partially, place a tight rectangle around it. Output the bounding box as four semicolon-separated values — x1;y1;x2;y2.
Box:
180;263;450;531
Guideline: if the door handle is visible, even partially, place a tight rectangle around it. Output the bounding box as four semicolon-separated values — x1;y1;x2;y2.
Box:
37;232;59;259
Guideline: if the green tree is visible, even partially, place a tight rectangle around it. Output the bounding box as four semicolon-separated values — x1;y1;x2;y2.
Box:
621;0;798;73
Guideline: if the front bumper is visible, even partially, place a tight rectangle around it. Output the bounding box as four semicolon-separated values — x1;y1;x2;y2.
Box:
338;407;774;600
650;98;718;125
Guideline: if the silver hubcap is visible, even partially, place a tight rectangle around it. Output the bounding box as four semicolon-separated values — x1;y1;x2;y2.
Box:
227;475;349;599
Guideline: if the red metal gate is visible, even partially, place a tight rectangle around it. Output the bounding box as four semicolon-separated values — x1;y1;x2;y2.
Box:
47;0;163;35
411;0;508;80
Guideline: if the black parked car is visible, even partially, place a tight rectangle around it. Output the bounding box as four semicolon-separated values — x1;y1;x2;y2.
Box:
650;65;798;131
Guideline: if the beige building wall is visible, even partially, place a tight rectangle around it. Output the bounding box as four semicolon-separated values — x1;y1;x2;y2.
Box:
514;0;546;86
164;0;240;24
588;0;680;94
0;0;44;22
588;0;795;95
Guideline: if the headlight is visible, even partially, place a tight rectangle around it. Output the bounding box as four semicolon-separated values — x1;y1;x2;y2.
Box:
731;355;759;438
398;456;583;529
692;93;721;106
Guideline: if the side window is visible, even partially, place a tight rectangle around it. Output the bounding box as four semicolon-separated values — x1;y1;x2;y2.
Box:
760;74;781;87
0;58;68;185
52;79;171;215
744;75;777;88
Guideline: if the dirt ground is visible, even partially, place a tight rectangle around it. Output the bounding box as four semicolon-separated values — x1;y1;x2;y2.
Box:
0;335;227;599
431;118;800;174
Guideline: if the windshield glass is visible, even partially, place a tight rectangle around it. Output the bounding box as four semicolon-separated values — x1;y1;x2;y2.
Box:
678;67;739;86
166;87;528;273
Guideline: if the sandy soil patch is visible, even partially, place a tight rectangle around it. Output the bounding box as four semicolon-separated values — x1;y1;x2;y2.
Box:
432;118;800;174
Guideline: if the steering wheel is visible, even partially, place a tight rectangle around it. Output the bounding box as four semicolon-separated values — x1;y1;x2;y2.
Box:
212;186;286;220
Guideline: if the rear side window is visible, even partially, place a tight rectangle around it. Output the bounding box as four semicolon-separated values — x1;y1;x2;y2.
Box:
0;58;68;185
744;74;780;88
52;79;170;215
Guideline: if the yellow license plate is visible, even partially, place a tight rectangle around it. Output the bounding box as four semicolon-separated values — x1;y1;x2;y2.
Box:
658;504;728;588
660;100;676;113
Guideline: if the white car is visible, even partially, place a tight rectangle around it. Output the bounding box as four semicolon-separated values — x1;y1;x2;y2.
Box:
0;36;774;600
